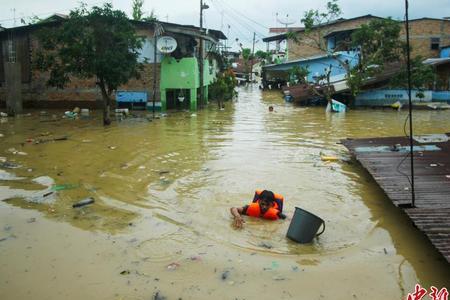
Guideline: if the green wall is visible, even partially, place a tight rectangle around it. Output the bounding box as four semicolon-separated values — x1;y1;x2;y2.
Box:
159;56;216;111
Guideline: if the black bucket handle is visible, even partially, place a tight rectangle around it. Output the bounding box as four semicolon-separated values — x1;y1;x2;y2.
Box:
316;220;326;237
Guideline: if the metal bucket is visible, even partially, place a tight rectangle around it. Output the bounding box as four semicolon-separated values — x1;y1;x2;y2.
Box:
286;207;325;243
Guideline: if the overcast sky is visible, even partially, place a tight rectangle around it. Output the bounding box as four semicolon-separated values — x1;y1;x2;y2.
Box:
1;0;449;50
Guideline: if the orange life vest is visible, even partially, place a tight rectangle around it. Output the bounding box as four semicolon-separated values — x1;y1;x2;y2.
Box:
246;190;285;220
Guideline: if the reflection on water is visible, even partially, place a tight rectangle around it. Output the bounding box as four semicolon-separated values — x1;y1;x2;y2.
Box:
1;85;450;299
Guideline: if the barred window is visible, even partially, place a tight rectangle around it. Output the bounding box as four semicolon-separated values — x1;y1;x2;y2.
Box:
431;37;440;50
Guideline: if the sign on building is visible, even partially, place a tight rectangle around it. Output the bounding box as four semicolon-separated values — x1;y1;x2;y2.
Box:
157;36;177;54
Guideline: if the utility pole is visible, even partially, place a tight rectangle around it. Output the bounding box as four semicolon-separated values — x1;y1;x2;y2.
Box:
199;0;204;107
250;32;256;82
405;0;416;207
152;22;158;118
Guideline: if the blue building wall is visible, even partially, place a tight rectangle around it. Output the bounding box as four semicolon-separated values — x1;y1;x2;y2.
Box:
432;91;450;102
264;51;359;82
441;47;450;58
355;89;433;106
116;91;148;103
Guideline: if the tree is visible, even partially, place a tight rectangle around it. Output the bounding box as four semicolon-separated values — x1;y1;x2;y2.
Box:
209;69;237;108
390;56;435;97
241;48;253;61
34;3;144;125
132;0;157;21
297;0;342;104
254;50;268;60
348;18;404;98
132;0;145;21
142;9;157;22
301;0;342;52
288;65;310;85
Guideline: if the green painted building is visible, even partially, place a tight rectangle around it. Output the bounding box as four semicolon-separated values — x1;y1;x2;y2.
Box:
160;56;217;111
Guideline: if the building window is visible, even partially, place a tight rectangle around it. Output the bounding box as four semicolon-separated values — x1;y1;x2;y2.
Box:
7;39;16;63
431;37;440;50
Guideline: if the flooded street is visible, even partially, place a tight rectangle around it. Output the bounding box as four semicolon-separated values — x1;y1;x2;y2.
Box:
1;85;450;299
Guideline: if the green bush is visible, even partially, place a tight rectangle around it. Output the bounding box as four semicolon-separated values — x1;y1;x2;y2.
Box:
209;69;238;101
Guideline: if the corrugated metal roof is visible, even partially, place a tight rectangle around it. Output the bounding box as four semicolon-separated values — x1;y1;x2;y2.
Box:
423;57;450;66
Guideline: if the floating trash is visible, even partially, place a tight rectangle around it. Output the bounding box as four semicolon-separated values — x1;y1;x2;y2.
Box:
166;262;180;271
52;184;79;191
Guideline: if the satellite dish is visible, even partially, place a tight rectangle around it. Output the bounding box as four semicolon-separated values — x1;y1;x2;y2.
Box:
157;36;178;54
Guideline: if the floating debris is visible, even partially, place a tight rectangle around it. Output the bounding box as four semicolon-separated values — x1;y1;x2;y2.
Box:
221;270;229;280
258;242;273;249
153;291;166;300
72;197;95;208
321;155;339;162
26;218;36;224
167;262;180;271
52;184;79;191
0;170;24;181
34;136;68;144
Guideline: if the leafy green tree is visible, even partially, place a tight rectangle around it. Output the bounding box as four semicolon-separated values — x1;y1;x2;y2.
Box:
301;0;342;51
241;48;253;61
347;18;404;99
209;69;237;107
132;0;145;21
390;56;435;96
288;65;310;85
34;3;144;125
298;0;342;104
142;9;158;22
254;50;268;60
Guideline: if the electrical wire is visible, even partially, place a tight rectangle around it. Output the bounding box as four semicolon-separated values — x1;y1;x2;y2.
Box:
213;0;269;31
213;0;267;37
210;0;266;41
209;0;254;43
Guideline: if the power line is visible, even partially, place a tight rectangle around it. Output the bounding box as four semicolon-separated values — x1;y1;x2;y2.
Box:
213;0;269;30
216;0;266;38
211;0;266;39
209;0;253;43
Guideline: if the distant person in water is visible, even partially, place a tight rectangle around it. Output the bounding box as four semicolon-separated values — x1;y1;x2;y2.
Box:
230;190;286;229
269;106;274;112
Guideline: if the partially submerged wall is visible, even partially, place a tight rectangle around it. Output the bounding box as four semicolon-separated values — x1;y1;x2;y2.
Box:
0;25;161;109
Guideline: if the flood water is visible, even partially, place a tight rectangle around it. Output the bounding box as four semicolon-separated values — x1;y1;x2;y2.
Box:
1;85;450;300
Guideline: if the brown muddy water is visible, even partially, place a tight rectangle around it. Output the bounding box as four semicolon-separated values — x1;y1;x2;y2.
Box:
1;85;450;300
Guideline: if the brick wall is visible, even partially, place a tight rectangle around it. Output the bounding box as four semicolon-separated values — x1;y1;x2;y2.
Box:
287;16;379;61
401;19;450;58
286;17;450;62
0;26;161;108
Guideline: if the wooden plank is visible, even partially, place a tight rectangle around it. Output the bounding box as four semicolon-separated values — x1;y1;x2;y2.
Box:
343;135;450;264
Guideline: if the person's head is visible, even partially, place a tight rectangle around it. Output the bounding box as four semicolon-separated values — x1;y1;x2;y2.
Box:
269;106;274;112
259;190;275;213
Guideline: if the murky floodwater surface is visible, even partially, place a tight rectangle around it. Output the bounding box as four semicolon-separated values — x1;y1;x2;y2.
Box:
1;85;450;300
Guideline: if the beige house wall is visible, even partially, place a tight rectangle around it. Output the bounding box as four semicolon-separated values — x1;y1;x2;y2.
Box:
401;19;450;58
0;26;161;108
287;16;380;61
286;17;450;62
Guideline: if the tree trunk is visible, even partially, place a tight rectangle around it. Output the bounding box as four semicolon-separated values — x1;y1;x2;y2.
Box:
98;80;111;126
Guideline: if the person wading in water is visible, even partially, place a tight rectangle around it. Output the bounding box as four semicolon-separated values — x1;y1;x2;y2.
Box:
230;190;286;229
